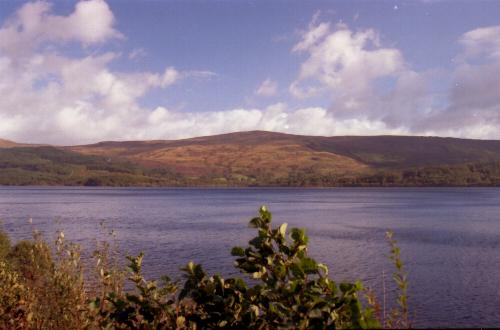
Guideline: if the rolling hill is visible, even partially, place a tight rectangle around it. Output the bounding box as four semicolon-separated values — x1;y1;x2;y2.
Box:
0;138;27;148
0;146;178;186
2;131;500;186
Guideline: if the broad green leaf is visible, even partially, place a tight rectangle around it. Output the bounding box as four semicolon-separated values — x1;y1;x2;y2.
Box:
231;246;245;257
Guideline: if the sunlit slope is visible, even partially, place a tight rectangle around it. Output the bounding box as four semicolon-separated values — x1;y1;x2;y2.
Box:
70;130;500;170
70;132;368;178
2;131;500;186
0;138;27;148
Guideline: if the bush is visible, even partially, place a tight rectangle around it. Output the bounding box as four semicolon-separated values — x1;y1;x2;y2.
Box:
0;207;409;329
0;230;10;260
178;206;378;328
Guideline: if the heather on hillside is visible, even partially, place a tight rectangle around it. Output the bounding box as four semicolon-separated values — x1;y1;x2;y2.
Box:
2;132;500;187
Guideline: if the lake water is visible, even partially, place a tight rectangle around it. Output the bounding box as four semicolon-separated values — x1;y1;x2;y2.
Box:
0;187;499;328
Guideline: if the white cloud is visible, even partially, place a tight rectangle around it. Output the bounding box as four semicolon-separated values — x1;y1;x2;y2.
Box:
292;21;331;53
138;103;407;141
424;24;500;139
2;2;500;144
459;25;500;60
290;23;405;100
128;48;147;60
255;78;278;97
0;1;186;144
289;19;432;133
0;0;122;57
183;70;218;80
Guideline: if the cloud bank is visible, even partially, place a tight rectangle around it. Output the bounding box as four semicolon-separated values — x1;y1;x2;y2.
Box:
287;18;500;139
0;1;499;144
424;25;500;138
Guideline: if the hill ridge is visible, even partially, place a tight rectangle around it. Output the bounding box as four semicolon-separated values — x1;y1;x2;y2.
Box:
2;131;500;186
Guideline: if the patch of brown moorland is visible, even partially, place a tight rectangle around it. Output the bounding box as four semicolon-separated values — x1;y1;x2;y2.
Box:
0;138;21;148
124;142;369;177
67;132;371;179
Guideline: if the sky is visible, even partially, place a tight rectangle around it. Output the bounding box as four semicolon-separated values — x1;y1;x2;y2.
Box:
1;0;500;144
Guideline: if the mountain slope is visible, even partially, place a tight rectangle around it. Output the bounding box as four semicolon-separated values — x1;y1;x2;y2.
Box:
0;138;25;148
70;130;500;168
0;147;178;186
69;131;369;178
304;135;500;168
2;131;500;186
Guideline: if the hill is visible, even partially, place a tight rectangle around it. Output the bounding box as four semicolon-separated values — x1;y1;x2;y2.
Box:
70;131;500;167
0;146;178;186
69;131;369;180
2;131;500;186
0;138;25;148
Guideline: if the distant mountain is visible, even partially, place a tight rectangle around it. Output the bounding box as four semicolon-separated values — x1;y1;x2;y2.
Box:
68;131;369;179
0;138;25;148
2;131;500;186
0;138;45;148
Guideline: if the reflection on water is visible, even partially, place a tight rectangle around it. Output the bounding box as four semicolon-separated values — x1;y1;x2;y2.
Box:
1;187;500;328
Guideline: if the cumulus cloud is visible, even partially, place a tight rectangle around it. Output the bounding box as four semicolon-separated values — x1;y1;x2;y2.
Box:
6;1;397;145
0;1;192;144
1;2;500;144
289;19;433;134
255;78;278;97
0;50;181;144
288;19;500;139
459;25;500;60
136;103;407;140
0;0;122;57
423;24;500;139
290;23;405;99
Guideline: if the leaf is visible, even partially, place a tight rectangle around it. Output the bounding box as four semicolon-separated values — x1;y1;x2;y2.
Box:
317;263;329;276
291;228;308;244
274;264;286;279
250;304;260;318
249;236;265;248
231;246;245;257
290;263;305;279
300;257;318;274
340;282;354;293
259;205;272;223
278;223;288;238
249;217;262;228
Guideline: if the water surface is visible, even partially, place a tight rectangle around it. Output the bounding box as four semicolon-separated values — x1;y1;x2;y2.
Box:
1;187;499;328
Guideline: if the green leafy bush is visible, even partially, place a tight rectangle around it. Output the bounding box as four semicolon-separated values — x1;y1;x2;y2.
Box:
0;207;409;329
178;206;379;329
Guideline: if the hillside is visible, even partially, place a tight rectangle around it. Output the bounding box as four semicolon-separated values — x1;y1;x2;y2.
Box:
0;138;25;148
69;131;369;179
0;146;179;186
70;131;500;167
2;131;500;186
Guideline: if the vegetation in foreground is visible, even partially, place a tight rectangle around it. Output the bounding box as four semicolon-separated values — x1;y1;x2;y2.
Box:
0;207;409;329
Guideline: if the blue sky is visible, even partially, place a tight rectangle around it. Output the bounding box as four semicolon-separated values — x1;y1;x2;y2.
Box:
1;0;500;144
